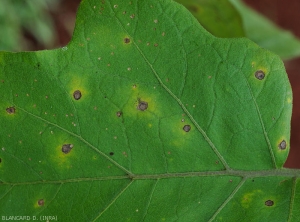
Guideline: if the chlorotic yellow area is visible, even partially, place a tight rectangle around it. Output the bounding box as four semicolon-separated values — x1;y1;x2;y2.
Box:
68;74;88;101
251;62;268;77
171;121;194;147
276;138;288;153
33;198;45;208
257;67;268;76
48;137;76;170
287;98;292;104
122;84;161;118
241;190;263;208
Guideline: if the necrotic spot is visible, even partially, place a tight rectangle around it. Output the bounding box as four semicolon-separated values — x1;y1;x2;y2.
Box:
183;125;191;132
62;144;73;154
38;199;44;206
255;70;265;80
137;101;148;111
116;111;122;117
6;107;15;114
73;90;82;100
265;200;274;207
109;152;114;156
279;140;287;150
124;38;130;44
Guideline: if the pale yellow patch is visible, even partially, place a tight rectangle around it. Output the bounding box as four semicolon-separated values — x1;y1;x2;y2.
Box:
122;84;161;117
49;138;76;169
170;121;193;147
68;75;88;100
33;198;45;208
241;190;263;208
276;138;288;153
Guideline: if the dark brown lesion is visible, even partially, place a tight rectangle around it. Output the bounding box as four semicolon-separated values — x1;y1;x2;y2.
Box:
6;107;15;114
38;199;44;206
73;90;82;100
265;200;274;207
255;70;265;80
183;125;191;132
278;140;287;150
62;144;73;154
124;38;130;44
137;100;148;111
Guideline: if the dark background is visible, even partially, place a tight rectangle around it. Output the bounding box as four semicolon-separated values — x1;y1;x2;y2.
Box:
31;0;300;168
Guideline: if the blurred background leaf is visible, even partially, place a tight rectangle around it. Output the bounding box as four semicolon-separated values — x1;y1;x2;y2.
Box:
176;0;300;60
175;0;245;38
229;0;300;60
0;0;59;51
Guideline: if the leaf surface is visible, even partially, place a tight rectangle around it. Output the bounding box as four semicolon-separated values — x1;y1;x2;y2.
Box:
0;0;298;221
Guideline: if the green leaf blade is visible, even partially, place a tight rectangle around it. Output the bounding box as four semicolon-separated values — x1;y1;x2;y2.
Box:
0;0;297;221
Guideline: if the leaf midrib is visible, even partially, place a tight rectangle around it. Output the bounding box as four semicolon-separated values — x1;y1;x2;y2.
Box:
3;168;300;185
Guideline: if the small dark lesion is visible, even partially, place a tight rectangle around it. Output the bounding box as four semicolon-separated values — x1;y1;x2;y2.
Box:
137;100;148;111
62;144;73;154
278;140;287;150
183;125;191;132
38;199;44;206
124;38;131;44
116;111;122;117
73;90;82;100
6;107;16;114
255;70;265;80
265;200;274;207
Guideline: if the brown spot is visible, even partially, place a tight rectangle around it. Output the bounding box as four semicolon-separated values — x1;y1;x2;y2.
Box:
124;38;130;44
255;70;265;80
116;111;122;117
62;144;73;154
265;200;274;207
6;107;15;114
183;125;191;132
38;199;44;206
137;101;148;111
278;140;287;150
154;43;158;47
73;90;82;100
